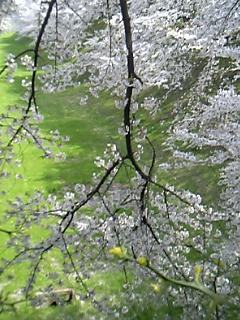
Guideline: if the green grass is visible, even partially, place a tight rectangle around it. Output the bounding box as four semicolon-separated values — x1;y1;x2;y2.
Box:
0;31;230;319
0;32;223;210
0;33;125;318
0;32;123;199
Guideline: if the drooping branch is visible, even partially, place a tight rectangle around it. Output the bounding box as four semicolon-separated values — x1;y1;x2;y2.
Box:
61;234;89;293
59;157;125;233
119;0;145;177
54;0;59;81
7;0;57;147
63;0;86;24
1;155;125;300
0;227;13;236
119;0;208;214
0;49;35;76
214;0;240;25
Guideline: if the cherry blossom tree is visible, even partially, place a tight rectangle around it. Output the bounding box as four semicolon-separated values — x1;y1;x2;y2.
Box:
0;0;239;319
0;0;14;29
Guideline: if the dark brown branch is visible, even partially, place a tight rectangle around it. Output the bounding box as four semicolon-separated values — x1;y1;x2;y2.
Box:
163;189;170;219
7;0;57;147
106;0;112;60
63;0;86;24
101;154;125;195
25;249;48;298
215;0;240;23
59;157;125;233
0;246;45;276
1;159;125;299
22;124;50;156
120;0;145;180
0;49;35;76
0;227;13;236
119;0;200;213
213;259;221;320
61;234;89;293
54;0;59;81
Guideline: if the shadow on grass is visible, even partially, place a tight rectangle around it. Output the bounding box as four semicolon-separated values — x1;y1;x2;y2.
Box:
0;32;223;206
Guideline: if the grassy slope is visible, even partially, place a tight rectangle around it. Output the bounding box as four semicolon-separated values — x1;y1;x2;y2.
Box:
0;33;125;318
0;33;222;209
0;33;123;197
0;32;226;319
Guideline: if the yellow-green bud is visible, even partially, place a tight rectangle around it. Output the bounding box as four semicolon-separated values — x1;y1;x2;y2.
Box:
109;246;127;259
136;256;149;267
150;283;161;293
194;265;203;283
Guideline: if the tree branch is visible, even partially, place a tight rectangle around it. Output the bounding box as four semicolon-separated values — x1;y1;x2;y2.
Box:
7;0;57;147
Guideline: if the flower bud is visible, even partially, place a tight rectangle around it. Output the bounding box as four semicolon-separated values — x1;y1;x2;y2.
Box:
109;247;127;259
194;265;203;283
136;256;149;267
